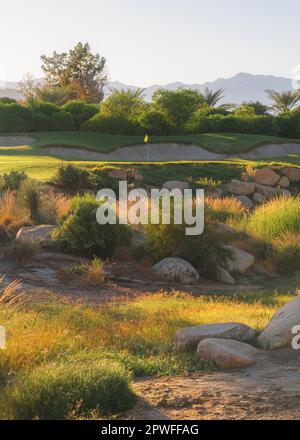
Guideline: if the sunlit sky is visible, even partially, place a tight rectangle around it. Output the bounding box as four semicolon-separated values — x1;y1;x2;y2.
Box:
1;0;300;86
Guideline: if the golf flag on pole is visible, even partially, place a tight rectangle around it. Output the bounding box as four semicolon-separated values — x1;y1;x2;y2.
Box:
144;134;149;144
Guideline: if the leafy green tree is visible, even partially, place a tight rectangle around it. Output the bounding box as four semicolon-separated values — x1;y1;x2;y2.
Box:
152;88;204;132
101;88;147;119
41;42;107;103
266;89;300;114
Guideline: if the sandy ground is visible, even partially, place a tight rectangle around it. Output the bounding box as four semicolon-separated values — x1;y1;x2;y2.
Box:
0;136;34;147
124;348;300;420
43;142;300;162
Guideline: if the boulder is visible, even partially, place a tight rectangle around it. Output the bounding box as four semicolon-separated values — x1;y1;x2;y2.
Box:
253;169;281;186
278;176;290;188
228;180;255;196
108;169;127;180
197;338;258;369
254;183;278;199
235;195;254;209
151;258;199;284
282;167;300;182
253;192;265;205
16;225;57;246
162;181;189;192
216;267;236;285
258;296;300;350
174;322;257;350
225;245;255;274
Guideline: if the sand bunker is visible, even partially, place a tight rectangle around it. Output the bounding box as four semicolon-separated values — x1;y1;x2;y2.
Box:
0;136;35;147
43;141;300;162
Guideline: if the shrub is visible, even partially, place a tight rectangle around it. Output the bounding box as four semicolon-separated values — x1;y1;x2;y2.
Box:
52;194;132;258
53;164;91;193
0;103;32;133
143;203;230;278
62;100;99;130
17;179;43;223
1;171;27;191
50;111;74;131
29;100;59;116
82;113;141;135
0;190;17;225
139;110;174;135
278;108;300;138
5;240;38;265
248;197;300;241
206;197;246;222
31;112;52;131
2;361;135;420
270;233;300;275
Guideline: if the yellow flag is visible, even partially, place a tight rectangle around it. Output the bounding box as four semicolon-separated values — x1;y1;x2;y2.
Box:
144;134;149;144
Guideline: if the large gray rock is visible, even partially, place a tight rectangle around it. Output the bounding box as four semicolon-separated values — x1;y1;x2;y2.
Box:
253;192;265;205
16;225;57;245
225;245;255;274
162;181;189;192
197;338;258;369
282;167;300;182
151;258;199;284
253;169;281;186
228;180;255;196
258;296;300;350
254;183;278;199
216;267;236;285
174;322;257;350
235;196;254;209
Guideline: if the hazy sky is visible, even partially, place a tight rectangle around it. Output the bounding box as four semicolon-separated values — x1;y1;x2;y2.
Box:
0;0;299;86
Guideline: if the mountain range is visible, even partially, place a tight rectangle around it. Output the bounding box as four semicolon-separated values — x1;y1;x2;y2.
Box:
0;73;294;104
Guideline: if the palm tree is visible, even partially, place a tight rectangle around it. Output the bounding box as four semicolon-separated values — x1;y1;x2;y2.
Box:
201;87;225;107
266;89;300;114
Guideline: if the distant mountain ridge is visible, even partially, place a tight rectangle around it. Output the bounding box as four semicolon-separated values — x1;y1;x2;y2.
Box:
0;73;294;104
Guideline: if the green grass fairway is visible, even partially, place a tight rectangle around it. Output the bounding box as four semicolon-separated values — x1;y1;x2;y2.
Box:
30;131;300;154
1;131;300;179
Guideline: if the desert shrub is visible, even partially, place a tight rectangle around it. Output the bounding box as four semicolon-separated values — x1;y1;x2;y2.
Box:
0;190;17;225
0;171;27;191
5;240;39;265
143;204;230;278
52;194;132;258
2;361;135;420
50;111;74;131
17;179;43;223
189;177;221;191
82;113;141;135
53;164;91;193
270;233;300;275
248;197;300;241
62;100;99;130
139;110;174;135
0;103;32;133
206;197;246;222
84;257;106;286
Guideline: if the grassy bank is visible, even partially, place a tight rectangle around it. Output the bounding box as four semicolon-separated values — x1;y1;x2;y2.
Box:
0;288;295;419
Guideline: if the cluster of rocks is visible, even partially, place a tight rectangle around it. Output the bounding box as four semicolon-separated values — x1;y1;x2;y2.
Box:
108;168;143;182
227;167;298;209
174;295;300;369
151;244;255;286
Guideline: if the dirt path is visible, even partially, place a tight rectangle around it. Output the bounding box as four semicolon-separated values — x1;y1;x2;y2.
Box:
43;142;300;162
125;348;300;420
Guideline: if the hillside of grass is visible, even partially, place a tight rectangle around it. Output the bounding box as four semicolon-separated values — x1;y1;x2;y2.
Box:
0;288;294;419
